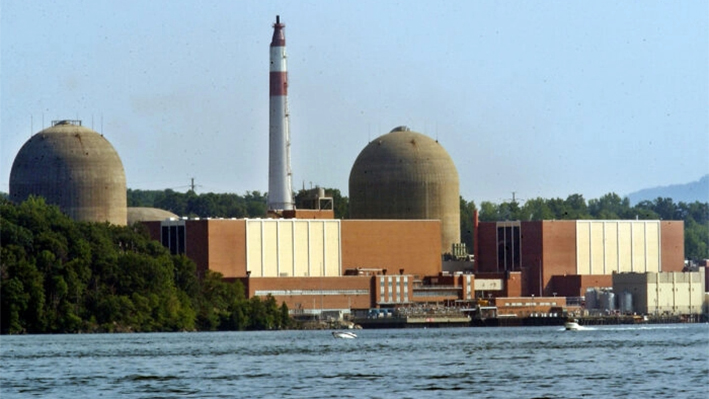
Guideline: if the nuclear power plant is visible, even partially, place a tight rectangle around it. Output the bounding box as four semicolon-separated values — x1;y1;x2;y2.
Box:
8;15;703;325
349;126;460;253
9;120;128;226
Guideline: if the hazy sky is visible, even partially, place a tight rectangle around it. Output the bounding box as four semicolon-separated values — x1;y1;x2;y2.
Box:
2;1;707;204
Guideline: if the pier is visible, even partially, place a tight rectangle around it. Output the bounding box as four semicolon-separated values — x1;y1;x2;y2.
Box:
354;307;471;329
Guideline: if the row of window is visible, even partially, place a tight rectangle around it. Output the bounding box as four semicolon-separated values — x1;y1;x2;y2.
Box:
501;302;559;307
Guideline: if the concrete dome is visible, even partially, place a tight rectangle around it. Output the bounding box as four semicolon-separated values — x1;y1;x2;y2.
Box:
9;120;127;225
127;207;179;225
349;126;460;253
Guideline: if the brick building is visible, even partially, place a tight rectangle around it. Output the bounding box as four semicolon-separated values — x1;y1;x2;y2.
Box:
143;218;448;314
475;220;685;297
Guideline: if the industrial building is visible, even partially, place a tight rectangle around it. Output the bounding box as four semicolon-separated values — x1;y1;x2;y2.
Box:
127;207;179;225
612;269;705;316
349;126;461;254
8;119;182;227
9;120;128;226
142;216;449;314
140;215;534;316
8;16;706;322
475;219;685;298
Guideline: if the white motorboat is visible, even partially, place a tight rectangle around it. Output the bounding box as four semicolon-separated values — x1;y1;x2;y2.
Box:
332;331;357;339
564;319;581;331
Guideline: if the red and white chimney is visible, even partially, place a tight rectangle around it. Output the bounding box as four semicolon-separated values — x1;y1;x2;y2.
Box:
268;15;294;211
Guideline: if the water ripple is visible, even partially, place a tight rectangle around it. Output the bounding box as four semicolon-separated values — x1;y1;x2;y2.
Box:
1;325;707;399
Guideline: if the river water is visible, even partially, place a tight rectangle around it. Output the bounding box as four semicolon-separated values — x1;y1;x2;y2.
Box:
1;324;707;398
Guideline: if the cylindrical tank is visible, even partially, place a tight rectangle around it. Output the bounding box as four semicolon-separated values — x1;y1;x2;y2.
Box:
348;126;460;253
600;290;616;312
9;120;127;225
584;288;598;310
618;290;633;314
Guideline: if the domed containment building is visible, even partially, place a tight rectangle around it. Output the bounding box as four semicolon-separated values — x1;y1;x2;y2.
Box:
127;207;179;225
349;126;460;253
10;120;127;226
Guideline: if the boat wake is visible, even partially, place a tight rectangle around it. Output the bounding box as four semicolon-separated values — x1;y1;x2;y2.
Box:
332;331;357;339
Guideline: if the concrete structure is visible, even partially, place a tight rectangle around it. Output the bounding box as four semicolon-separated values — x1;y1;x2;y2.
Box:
495;296;568;318
268;15;294;212
243;276;373;315
144;218;442;279
245;219;342;278
340;220;442;277
349;126;460;254
142;218;547;314
612;269;705;315
9;120;127;225
127;207;178;225
141;217;531;314
477;220;685;297
415;271;521;303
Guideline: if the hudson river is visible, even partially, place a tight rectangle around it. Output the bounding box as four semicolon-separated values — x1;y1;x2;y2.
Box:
2;324;707;398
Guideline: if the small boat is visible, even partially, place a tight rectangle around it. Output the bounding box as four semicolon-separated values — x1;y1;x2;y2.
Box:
564;319;581;331
332;331;357;339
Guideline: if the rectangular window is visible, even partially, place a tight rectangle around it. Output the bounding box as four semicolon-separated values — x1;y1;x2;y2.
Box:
161;226;169;247
177;225;186;254
169;226;178;255
380;277;385;300
497;223;521;271
161;221;186;255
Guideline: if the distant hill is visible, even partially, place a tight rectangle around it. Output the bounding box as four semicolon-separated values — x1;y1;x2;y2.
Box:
627;175;709;205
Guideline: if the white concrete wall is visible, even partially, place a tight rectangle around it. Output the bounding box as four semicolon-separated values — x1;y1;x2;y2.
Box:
577;221;661;275
246;219;341;277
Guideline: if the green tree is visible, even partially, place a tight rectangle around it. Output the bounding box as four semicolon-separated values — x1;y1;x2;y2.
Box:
520;198;555;221
478;201;499;222
279;302;291;329
245;191;268;217
127;189;162;207
685;219;709;261
248;296;271;330
1;196;294;334
459;197;477;253
563;194;590;219
632;200;661;220
588;193;631;219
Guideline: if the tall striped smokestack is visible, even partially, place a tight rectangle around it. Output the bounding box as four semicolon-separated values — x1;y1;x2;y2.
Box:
268;15;294;211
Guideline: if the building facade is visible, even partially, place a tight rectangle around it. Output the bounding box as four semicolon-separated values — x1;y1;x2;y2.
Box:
143;218;445;314
612;269;706;315
476;220;685;297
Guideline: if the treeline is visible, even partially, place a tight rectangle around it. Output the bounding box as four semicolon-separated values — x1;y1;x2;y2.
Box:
127;188;349;219
0;197;290;334
128;189;269;219
459;193;708;261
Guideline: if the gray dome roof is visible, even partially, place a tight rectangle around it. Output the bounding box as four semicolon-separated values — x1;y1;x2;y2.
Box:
349;126;460;253
127;207;179;225
9;120;127;225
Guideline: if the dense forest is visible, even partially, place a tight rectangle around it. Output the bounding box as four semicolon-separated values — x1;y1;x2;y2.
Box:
128;189;708;261
0;197;290;334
